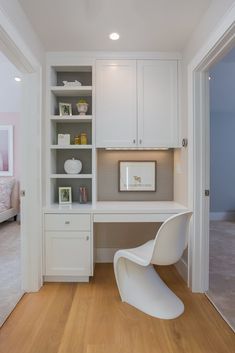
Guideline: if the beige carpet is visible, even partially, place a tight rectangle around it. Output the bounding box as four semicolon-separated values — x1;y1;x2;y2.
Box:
207;221;235;331
0;221;23;327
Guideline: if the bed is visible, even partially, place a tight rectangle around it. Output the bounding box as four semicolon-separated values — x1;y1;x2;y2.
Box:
0;177;19;223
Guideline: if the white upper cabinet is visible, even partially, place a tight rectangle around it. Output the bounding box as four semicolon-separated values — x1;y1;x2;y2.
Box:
96;60;137;147
95;59;179;148
137;60;178;147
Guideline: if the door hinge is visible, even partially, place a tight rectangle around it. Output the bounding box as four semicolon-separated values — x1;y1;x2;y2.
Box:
205;190;210;196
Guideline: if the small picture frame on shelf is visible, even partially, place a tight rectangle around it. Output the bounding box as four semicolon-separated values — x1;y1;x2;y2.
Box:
119;161;156;192
59;187;72;204
59;102;72;116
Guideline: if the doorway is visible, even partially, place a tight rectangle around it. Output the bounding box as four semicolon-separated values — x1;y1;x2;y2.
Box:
0;13;42;316
0;50;23;326
189;14;235;331
207;47;235;330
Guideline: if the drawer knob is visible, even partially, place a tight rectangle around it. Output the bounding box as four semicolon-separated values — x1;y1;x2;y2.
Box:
65;221;70;225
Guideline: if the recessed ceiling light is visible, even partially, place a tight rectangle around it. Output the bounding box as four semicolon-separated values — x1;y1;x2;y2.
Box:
14;77;21;82
109;32;120;40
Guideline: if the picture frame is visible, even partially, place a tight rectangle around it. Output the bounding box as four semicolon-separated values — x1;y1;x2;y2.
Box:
0;125;13;176
119;161;156;192
59;102;72;116
59;187;72;204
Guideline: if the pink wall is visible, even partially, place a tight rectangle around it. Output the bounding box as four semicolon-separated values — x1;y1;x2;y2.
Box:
0;112;20;180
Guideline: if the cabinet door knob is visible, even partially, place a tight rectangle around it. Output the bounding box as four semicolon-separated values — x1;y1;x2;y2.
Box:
65;221;70;225
86;236;89;241
139;139;142;144
133;139;136;144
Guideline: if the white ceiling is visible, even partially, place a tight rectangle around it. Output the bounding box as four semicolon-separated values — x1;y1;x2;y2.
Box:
19;0;212;52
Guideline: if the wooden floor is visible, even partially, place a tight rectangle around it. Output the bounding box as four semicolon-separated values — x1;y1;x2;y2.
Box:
0;264;234;353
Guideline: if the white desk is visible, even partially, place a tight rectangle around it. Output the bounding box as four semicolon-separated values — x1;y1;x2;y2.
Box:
46;201;187;222
43;201;188;281
92;201;187;222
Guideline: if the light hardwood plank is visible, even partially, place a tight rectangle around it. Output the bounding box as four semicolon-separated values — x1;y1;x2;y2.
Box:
0;265;234;353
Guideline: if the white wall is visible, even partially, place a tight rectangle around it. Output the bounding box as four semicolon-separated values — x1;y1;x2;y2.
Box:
210;60;235;213
174;0;235;208
174;0;235;270
0;51;21;112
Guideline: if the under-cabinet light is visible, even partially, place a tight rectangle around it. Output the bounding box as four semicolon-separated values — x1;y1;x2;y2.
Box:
14;77;21;82
105;148;169;151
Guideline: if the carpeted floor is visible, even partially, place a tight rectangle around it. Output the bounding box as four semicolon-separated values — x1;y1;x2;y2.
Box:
0;221;23;327
207;221;235;331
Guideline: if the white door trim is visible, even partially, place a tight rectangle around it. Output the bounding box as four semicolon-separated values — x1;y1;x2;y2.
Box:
0;9;43;291
188;6;235;292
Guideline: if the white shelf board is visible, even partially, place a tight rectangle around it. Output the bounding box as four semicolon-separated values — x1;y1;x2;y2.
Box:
44;202;93;213
51;86;92;97
50;145;92;149
50;174;93;179
52;66;92;72
50;115;92;123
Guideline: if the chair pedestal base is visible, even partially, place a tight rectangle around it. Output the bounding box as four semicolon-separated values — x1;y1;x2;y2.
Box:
115;258;184;319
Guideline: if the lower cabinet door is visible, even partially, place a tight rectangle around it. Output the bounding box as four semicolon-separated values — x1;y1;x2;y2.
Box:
45;231;91;276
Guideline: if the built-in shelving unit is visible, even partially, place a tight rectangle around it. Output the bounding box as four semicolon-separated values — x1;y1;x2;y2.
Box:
46;64;95;205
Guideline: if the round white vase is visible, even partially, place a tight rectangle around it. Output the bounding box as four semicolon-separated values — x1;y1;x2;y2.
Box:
64;158;82;174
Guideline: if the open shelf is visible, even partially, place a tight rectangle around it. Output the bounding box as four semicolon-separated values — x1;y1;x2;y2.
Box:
51;86;92;97
51;178;92;203
50;145;92;150
50;174;92;179
50;115;92;123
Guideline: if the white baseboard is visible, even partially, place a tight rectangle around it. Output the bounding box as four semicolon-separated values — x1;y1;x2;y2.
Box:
96;248;189;285
95;248;118;263
174;258;188;283
43;275;89;282
210;211;235;221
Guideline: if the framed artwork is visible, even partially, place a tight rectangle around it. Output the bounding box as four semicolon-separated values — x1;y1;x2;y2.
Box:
59;187;72;204
0;125;13;176
59;102;72;116
119;161;156;192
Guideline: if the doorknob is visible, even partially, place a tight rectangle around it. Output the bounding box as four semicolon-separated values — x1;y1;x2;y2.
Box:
20;190;26;197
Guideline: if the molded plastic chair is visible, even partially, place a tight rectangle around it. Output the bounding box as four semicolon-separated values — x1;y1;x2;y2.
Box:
114;211;192;319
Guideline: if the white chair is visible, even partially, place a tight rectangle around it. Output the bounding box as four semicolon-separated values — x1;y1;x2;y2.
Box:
114;211;192;319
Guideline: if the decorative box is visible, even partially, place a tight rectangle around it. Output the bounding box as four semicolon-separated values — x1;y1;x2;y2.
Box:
58;134;70;145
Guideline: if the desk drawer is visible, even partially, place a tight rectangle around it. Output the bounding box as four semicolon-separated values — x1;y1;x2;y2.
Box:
44;214;91;231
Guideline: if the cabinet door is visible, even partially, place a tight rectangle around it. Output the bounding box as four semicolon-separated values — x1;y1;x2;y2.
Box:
45;231;91;276
96;60;137;147
137;60;179;147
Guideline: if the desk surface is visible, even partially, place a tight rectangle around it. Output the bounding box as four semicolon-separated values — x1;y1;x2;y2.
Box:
44;201;187;214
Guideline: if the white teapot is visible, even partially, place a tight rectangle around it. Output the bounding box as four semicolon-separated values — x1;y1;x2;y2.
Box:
64;158;82;174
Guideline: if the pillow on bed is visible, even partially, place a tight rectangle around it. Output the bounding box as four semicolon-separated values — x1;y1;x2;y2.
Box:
0;177;15;212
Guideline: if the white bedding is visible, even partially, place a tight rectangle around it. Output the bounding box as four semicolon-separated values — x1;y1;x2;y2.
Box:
0;177;16;212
